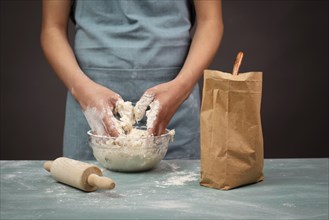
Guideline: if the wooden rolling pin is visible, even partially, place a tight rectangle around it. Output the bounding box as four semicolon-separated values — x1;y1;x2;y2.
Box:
43;157;115;192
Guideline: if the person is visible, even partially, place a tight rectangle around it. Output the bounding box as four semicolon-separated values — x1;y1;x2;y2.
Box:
41;0;224;160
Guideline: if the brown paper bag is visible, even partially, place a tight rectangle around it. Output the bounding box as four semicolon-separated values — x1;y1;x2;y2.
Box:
200;52;264;190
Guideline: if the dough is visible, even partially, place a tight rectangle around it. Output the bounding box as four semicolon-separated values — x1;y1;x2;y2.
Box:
90;99;175;171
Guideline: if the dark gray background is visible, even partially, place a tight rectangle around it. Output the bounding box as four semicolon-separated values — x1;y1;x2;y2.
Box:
1;0;328;159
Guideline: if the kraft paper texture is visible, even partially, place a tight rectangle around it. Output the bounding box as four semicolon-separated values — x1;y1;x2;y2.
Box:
200;70;264;190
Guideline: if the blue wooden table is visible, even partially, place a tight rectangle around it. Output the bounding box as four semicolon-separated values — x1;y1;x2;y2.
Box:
1;159;328;219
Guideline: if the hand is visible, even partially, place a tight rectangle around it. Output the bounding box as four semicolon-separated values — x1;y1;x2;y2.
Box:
73;81;123;137
135;79;190;136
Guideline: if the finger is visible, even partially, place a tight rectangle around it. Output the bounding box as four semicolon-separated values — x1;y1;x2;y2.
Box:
150;119;167;136
147;118;159;136
112;93;123;103
148;119;167;136
102;110;122;137
134;92;155;122
83;107;107;136
146;100;160;129
103;116;120;137
147;101;162;136
156;123;167;136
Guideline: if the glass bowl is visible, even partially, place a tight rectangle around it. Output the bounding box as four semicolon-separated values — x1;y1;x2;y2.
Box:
88;127;173;172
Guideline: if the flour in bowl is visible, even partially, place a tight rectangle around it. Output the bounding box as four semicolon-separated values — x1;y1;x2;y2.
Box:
89;99;175;172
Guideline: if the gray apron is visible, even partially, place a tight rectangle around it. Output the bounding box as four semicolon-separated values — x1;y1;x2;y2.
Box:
64;0;200;160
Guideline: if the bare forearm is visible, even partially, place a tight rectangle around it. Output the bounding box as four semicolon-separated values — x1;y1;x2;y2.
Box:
41;0;93;99
41;28;92;96
174;0;223;99
176;20;223;93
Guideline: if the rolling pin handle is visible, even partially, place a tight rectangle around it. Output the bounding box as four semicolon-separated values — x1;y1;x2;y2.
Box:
87;174;116;190
43;161;53;172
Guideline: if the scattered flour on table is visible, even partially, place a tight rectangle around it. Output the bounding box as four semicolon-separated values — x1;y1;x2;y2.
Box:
162;172;198;186
2;174;16;180
0;161;34;169
283;203;297;208
155;171;198;187
168;163;180;171
150;200;191;209
154;162;180;172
